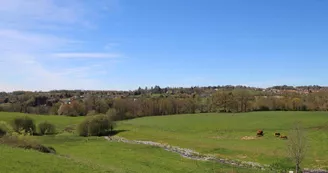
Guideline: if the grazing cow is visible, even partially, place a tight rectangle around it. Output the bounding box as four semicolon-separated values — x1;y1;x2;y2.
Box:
280;135;288;140
257;130;264;136
274;132;281;137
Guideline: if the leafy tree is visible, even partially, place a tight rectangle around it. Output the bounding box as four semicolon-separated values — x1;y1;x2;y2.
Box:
212;90;234;112
106;108;118;121
50;102;61;115
71;101;87;116
233;89;253;112
95;99;109;114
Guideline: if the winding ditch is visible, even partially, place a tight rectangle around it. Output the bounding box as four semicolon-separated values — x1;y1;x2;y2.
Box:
104;136;328;173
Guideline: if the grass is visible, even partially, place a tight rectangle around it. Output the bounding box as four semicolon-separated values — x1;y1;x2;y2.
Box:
0;144;110;173
1;111;327;172
117;111;328;169
0;112;264;173
40;134;261;173
0;112;83;132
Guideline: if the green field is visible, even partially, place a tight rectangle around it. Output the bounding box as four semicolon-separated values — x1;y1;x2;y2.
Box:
0;111;327;172
0;112;264;173
117;111;328;169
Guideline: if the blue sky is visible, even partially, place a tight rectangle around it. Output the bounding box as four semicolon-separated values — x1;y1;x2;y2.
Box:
0;0;327;91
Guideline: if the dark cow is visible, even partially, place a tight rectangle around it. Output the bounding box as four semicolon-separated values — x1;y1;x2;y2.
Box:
274;132;281;137
257;130;264;137
280;135;288;140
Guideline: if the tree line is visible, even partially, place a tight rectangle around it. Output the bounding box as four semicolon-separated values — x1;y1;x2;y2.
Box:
1;86;328;120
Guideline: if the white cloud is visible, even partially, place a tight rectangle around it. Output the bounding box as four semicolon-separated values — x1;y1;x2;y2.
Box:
0;53;109;92
0;0;85;27
52;53;122;59
0;0;121;92
0;29;74;54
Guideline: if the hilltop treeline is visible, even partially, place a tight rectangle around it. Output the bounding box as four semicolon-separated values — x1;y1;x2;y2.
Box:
1;85;328;119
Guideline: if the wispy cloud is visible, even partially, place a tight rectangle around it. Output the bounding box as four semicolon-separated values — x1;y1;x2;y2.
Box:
0;0;86;28
0;29;74;53
52;53;122;59
104;43;120;50
1;53;110;92
0;0;122;92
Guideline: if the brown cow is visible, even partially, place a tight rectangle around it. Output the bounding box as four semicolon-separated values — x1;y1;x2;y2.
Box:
257;130;264;137
280;135;288;140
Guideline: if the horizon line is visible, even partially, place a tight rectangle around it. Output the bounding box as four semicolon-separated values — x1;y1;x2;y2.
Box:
1;84;326;93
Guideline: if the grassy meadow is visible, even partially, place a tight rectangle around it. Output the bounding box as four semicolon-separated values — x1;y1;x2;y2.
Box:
117;111;328;169
0;112;264;173
0;111;327;172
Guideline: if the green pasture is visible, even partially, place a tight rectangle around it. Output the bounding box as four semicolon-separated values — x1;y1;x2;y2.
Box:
0;112;265;173
117;111;328;169
0;111;327;172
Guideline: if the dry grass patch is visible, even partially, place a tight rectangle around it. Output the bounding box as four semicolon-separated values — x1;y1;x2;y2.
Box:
241;136;258;140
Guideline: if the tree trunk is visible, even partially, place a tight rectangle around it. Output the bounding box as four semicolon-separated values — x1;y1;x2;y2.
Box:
296;163;299;173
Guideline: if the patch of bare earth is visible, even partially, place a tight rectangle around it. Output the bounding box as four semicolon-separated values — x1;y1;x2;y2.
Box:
209;136;223;139
237;155;248;159
241;136;257;140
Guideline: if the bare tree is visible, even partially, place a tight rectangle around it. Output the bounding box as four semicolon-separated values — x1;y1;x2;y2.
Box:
287;121;308;173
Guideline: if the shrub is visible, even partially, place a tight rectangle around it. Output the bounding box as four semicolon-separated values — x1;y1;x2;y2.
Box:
78;114;115;137
269;158;294;172
0;121;13;137
12;116;36;135
38;121;56;135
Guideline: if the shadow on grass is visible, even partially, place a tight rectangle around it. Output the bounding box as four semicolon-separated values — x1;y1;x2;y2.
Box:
107;130;129;136
0;135;56;154
79;130;129;137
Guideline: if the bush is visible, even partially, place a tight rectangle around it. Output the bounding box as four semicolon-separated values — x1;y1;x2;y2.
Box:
38;121;56;135
78;114;115;137
269;158;294;172
12;116;36;135
0;121;13;137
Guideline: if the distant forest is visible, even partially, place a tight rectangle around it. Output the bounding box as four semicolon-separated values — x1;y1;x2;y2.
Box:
0;85;327;120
